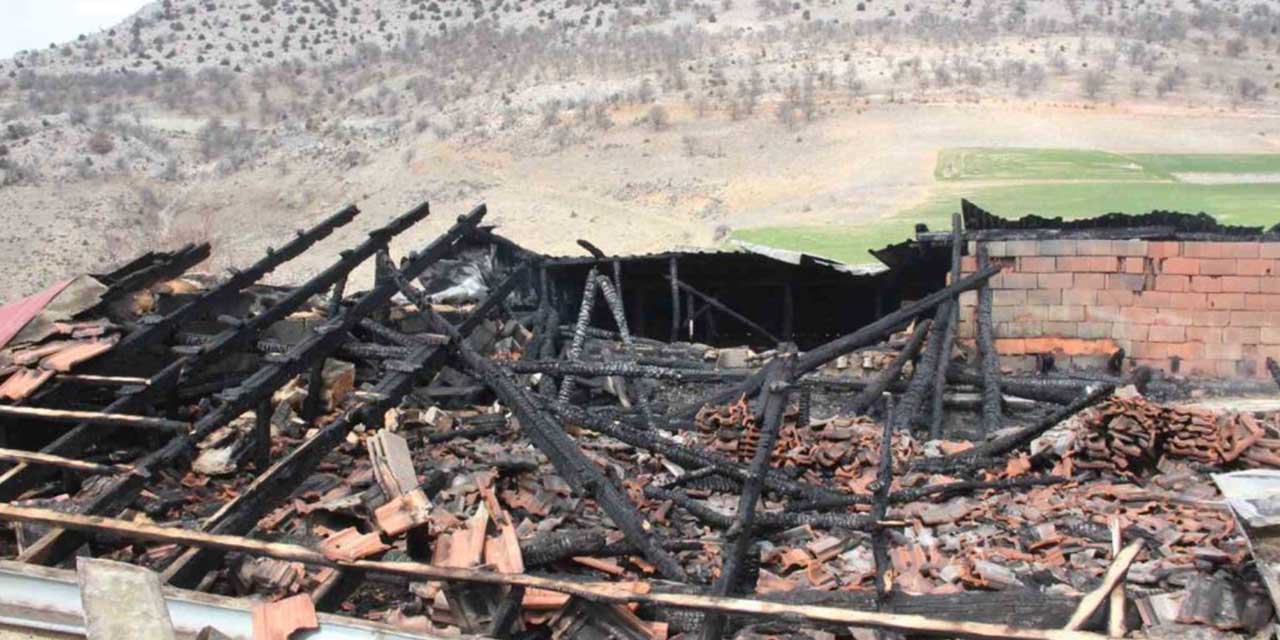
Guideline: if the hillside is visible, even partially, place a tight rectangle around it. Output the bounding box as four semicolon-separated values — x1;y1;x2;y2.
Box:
2;0;1280;299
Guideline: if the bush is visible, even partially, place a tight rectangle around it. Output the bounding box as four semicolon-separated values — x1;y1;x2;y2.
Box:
644;105;670;131
88;131;114;155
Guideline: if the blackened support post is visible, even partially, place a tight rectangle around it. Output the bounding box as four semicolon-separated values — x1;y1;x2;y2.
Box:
556;267;599;405
700;355;795;640
928;213;964;440
669;257;680;343
977;241;1004;436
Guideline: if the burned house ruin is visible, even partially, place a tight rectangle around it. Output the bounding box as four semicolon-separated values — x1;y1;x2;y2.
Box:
0;199;1278;639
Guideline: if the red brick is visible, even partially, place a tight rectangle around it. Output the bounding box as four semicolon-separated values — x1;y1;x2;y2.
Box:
997;321;1044;338
1147;241;1181;258
1076;322;1112;339
1209;292;1246;309
956;321;976;339
1246;294;1280;311
1161;257;1200;275
1169;292;1207;309
1155;275;1189;292
1262;277;1280;294
1135;291;1172;308
1087;305;1121;323
1230;311;1270;327
1097;290;1136;306
1238;259;1279;276
995;338;1027;355
1178;358;1217;375
1224;327;1262;343
993;272;1038;289
959;256;978;273
1023;337;1118;356
1154;310;1192;326
1183;241;1258;258
1004;240;1038;256
1261;327;1280;345
993;289;1026;306
1063;289;1097;306
1038;273;1073;289
1149;325;1186;342
1221;276;1261;293
1186;327;1223;344
1121;257;1146;274
1043;321;1078;335
1059;256;1119;272
1047;305;1085;322
1262;243;1280;259
1026;289;1062;305
1215;360;1244;378
1039;240;1077;256
1200;259;1237;276
959;291;977;307
1009;306;1049;322
1075;239;1113;256
1073;273;1106;290
1119;306;1157;324
1190;276;1222;293
1187;309;1232;327
1017;256;1056;273
1113;240;1148;257
1107;274;1147;291
1112;323;1149;341
1165;342;1206;359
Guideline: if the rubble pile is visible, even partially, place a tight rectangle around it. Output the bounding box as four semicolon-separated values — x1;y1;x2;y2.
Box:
0;201;1278;639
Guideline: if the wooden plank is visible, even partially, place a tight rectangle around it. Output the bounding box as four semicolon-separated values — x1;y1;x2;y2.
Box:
0;447;137;476
368;431;418;499
0;405;189;432
1064;541;1143;631
0;503;1111;640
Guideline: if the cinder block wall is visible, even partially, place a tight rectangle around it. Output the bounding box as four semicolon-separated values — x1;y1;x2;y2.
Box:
957;239;1280;378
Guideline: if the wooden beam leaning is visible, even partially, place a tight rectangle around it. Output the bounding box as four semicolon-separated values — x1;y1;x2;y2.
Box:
0;205;363;502
16;205;486;568
976;240;1004;435
160;261;524;589
663;275;781;345
0;405;188;432
0;503;1112;640
674;264;1002;418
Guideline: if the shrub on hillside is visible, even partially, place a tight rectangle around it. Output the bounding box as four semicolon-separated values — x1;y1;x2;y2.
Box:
88;131;115;155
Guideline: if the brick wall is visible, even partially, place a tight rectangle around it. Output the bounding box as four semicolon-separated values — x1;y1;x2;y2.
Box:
957;239;1280;378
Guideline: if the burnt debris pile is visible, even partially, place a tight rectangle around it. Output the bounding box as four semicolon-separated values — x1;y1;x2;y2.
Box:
0;201;1278;640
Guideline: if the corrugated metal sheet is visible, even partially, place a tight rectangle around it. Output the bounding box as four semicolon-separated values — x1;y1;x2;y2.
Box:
0;280;71;351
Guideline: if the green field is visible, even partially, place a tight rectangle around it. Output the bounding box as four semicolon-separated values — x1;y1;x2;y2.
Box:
731;148;1280;265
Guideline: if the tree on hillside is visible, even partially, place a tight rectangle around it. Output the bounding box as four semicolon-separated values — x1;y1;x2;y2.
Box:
1081;69;1110;100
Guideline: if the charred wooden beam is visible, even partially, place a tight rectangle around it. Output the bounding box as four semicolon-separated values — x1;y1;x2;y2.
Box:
975;241;1003;435
663;275;781;345
0;205;363;501
387;262;687;581
848;320;930;415
644;486;875;532
557;267;600;405
551;401;844;503
156;212;501;589
1268;357;1280;391
17;205;484;568
872;395;894;602
505;359;744;383
594;275;656;427
893;303;951;433
53;374;149;387
928;213;964;439
0;405;188;432
676;264;1001;418
0;447;139;476
88;243;211;314
669;257;680;342
912;384;1115;475
0;503;1112;640
703;356;794;640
